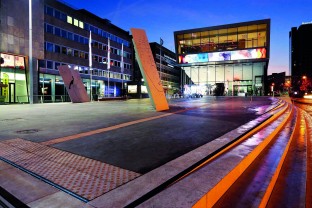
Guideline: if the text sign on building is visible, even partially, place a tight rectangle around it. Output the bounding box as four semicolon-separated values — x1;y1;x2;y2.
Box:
179;48;266;64
131;28;169;111
0;54;25;69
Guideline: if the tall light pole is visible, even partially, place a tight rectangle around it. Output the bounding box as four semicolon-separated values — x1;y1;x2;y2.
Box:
29;0;33;104
89;31;93;101
107;37;111;97
160;38;163;85
121;43;124;97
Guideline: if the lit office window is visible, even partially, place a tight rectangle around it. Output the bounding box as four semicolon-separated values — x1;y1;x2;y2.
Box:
79;21;84;29
67;16;73;24
74;19;79;27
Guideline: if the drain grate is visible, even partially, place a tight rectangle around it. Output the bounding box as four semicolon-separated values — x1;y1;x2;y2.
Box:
16;129;40;134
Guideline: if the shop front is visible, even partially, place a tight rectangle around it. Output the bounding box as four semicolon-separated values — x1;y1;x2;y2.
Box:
0;53;28;103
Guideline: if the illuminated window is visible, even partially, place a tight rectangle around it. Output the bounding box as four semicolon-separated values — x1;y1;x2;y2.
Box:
79;21;84;28
67;48;73;56
247;25;258;48
238;26;247;49
74;19;79;27
67;16;73;24
258;24;267;47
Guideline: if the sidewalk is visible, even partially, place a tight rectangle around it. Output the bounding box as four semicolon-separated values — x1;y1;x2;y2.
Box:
0;96;280;207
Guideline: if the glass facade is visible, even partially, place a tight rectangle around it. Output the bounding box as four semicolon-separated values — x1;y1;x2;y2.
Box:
182;62;265;96
176;23;267;54
175;19;270;96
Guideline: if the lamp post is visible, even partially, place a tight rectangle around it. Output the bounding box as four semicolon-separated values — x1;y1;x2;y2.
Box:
29;0;33;104
160;38;163;85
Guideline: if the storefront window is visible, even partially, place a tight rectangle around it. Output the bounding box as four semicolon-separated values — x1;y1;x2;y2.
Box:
216;65;224;82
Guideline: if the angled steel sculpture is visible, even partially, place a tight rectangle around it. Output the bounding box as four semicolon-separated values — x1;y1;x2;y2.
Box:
58;65;90;103
131;28;169;111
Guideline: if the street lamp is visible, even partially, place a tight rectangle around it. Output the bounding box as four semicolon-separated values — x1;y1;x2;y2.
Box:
29;0;33;104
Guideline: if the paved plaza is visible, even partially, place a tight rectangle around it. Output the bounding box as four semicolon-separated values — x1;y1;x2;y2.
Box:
0;96;279;206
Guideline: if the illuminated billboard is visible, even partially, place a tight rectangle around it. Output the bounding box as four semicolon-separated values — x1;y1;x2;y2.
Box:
0;54;25;69
178;48;266;64
179;53;208;64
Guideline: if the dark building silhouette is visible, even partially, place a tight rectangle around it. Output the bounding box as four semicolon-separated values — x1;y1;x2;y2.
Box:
290;22;312;78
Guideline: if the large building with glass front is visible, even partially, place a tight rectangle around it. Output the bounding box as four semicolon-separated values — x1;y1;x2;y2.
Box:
0;0;133;104
174;19;270;96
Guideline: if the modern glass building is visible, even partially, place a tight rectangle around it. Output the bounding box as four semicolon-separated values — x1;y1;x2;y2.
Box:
174;19;270;96
0;0;133;104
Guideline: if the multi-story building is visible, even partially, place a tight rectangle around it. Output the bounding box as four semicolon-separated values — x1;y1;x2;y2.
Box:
129;42;181;98
149;42;181;95
0;0;44;103
0;0;133;104
289;22;312;96
174;19;270;96
290;22;312;78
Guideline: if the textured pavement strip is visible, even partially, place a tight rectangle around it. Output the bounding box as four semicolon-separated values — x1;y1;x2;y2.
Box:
41;102;212;146
0;138;140;201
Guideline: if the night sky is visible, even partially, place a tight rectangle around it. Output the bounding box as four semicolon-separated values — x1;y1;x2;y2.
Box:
62;0;312;75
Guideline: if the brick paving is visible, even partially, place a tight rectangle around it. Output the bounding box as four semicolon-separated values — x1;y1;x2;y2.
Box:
0;138;141;200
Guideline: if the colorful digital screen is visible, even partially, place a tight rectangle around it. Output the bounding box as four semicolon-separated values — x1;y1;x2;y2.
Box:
208;52;231;61
178;48;266;64
179;53;208;64
231;48;266;60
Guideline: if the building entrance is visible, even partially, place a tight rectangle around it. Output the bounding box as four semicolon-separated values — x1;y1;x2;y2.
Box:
9;83;15;103
234;85;252;96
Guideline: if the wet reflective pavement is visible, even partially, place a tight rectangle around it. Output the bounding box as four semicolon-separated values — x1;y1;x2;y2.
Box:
0;96;291;207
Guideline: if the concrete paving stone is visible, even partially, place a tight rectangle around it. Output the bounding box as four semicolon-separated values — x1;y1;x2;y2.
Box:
27;191;86;208
137;183;206;208
0;160;12;170
88;164;179;207
0;166;59;204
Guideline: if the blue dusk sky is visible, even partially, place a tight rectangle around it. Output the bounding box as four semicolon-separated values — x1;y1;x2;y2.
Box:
62;0;312;75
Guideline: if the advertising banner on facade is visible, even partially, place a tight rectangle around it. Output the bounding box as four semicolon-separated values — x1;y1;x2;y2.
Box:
178;48;266;64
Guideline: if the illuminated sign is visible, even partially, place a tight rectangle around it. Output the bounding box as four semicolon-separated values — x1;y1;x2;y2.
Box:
128;85;137;93
209;52;231;61
141;85;148;93
178;48;266;64
0;54;25;69
179;53;208;64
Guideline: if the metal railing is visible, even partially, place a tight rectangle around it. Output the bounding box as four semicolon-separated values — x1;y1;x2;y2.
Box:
17;95;71;104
